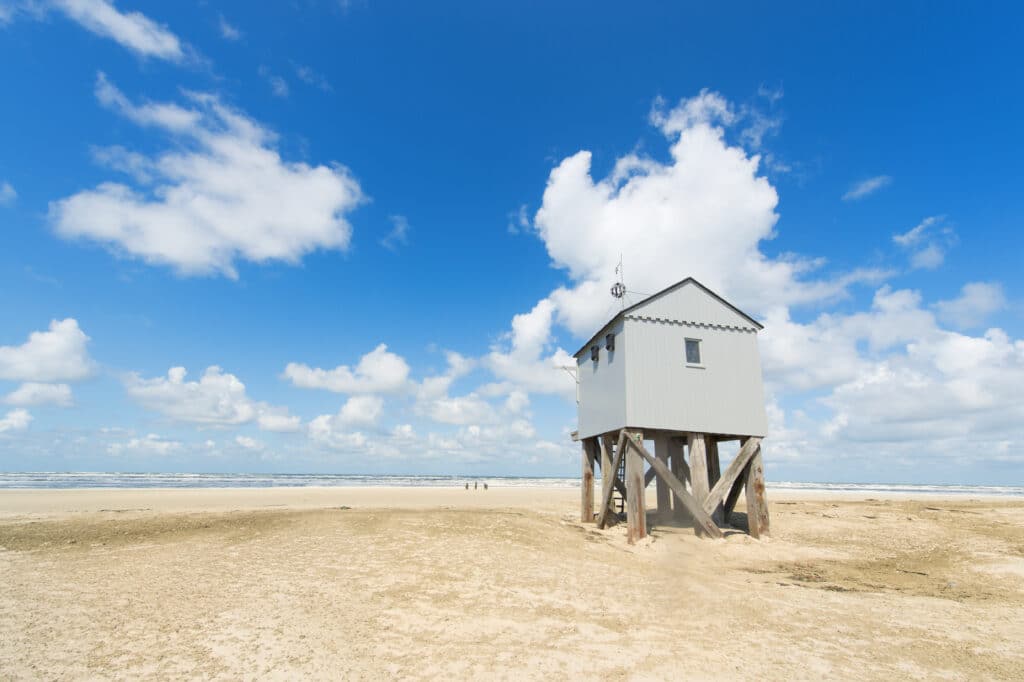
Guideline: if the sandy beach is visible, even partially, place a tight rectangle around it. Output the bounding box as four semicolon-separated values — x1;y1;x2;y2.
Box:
1;487;1023;680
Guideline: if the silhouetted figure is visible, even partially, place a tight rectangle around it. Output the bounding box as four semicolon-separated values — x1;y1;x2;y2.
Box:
483;483;488;490
465;482;469;490
474;481;478;490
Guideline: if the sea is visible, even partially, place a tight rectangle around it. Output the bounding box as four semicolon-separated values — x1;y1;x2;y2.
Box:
0;472;1022;496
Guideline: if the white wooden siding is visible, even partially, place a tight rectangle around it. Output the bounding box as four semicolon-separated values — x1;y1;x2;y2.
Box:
576;319;626;438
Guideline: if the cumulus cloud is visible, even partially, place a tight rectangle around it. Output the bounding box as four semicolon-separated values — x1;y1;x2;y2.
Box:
337;395;384;427
234;435;263;450
3;382;73;407
0;318;94;383
52;0;185;61
487;89;883;400
108;433;181;455
842;175;891;201
0;181;15;205
934;282;1007;329
0;408;32;433
284;344;411;394
124;366;298;431
49;73;364;278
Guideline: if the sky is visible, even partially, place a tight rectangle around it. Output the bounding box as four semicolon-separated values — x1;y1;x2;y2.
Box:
0;1;1022;483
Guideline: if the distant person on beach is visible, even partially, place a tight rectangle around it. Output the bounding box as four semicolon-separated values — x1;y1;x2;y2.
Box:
465;482;468;490
483;483;488;490
474;481;478;490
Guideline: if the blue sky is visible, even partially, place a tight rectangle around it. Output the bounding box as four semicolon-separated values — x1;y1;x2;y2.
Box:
0;1;1021;483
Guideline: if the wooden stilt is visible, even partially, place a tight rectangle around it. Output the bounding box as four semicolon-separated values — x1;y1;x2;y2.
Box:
599;434;616;520
624;430;647;544
706;438;723;524
702;437;762;516
653;434;671;516
669;437;688;521
688;432;710;506
744;439;770;539
581;438;596;523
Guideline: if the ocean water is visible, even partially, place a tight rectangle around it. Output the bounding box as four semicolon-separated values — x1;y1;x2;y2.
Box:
0;472;1022;496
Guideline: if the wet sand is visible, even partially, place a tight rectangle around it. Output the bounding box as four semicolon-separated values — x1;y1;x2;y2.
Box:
1;487;1022;679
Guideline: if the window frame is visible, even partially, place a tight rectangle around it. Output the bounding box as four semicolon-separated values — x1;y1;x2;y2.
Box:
684;337;704;368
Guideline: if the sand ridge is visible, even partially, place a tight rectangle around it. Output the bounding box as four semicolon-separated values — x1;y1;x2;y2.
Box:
0;488;1022;680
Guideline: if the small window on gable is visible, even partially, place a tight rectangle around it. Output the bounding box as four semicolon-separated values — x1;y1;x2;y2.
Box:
590;345;600;362
685;338;702;366
605;333;615;352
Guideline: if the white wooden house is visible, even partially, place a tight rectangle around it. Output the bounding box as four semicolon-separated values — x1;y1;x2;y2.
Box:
573;277;771;541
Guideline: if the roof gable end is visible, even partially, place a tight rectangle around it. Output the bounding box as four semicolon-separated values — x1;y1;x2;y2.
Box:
625;278;762;330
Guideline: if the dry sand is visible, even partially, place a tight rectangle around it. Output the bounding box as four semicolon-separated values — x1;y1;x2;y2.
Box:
1;486;1023;680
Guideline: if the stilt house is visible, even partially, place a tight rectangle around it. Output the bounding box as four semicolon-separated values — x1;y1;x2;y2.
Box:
573;277;771;541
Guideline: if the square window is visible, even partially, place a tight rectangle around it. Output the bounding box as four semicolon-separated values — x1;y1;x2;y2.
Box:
590;345;599;362
685;338;701;365
605;333;615;351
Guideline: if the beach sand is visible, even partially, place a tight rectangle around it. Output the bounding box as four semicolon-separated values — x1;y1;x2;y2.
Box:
1;487;1022;680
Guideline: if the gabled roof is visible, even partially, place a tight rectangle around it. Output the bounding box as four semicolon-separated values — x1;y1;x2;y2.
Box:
571;277;763;358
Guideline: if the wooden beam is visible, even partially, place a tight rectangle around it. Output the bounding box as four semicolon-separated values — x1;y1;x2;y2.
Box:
688;432;710;506
702;437;762;517
723;463;748;525
624;430;647;543
580;438;596;523
669;437;688;521
599;434;616;520
626;437;723;539
596;430;627;529
653;435;672;515
745;442;770;539
706;438;723;524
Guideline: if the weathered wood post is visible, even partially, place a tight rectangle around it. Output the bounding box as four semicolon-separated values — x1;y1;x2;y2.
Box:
669;437;688;521
688;432;710;507
706;438;724;525
600;433;616;520
624;430;646;543
744;438;770;538
581;438;596;523
653;434;672;517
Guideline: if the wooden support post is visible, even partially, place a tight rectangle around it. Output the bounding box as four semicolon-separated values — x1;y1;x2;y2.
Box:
599;434;616;520
581;438;596;523
624;430;647;544
744;438;770;539
596;430;628;529
669;437;688;521
626;437;723;539
701;437;762;517
688;432;710;506
653;434;671;516
706;438;724;525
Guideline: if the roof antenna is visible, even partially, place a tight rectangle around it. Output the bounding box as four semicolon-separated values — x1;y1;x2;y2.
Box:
610;254;626;309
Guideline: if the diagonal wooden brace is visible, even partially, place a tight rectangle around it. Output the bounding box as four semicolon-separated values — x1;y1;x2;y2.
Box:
702;437;762;517
626;437;723;539
596;430;628;529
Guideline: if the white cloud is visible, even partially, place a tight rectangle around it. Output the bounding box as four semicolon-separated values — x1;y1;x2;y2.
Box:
234;435;263;450
284;344;411;394
218;14;240;41
0;318;94;383
337;395;384;427
108;433;181;455
3;382;73;407
380;215;410;251
124;365;298;430
842;175;891;201
52;0;185;61
50;73;364;278
507;204;530;234
0;408;32;433
485;90;885;400
934;282;1007;329
893;216;955;270
0;181;15;205
293;63;332;92
258;65;289;98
